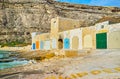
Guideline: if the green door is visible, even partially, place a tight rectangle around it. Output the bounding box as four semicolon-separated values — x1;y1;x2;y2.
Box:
96;33;107;49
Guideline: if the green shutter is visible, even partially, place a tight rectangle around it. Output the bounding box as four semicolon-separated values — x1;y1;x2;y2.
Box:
96;33;107;49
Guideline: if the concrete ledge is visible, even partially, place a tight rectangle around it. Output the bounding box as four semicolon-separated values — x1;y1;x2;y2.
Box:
64;50;78;57
54;49;93;57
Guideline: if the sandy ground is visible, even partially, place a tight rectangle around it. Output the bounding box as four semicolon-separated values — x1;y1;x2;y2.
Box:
0;49;120;79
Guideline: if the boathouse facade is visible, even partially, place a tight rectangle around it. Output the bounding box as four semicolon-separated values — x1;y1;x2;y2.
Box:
31;17;120;50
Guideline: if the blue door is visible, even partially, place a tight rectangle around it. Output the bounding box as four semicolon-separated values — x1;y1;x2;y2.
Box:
40;41;44;49
64;38;70;49
32;43;36;50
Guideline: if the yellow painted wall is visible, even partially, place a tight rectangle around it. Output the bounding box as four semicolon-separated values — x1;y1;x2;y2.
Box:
50;18;59;39
98;29;108;33
38;33;50;41
50;17;81;49
82;27;96;49
50;17;80;37
58;17;80;32
50;18;59;49
108;31;120;49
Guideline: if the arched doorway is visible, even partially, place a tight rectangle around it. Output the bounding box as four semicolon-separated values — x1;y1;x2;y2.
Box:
84;35;92;49
58;39;63;49
72;36;79;49
64;38;70;49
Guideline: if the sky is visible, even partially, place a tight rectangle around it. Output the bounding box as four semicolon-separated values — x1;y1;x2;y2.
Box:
57;0;120;7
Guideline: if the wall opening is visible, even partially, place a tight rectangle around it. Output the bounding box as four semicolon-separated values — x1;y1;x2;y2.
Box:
58;39;63;49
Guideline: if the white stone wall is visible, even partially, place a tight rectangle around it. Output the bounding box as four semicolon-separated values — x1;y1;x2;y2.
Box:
107;31;120;49
95;21;109;32
108;23;120;32
31;32;37;50
107;23;120;49
51;38;57;49
62;28;82;50
70;28;82;50
44;40;50;50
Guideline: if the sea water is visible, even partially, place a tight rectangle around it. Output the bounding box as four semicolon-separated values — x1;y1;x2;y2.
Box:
0;50;28;70
0;51;9;59
0;60;28;70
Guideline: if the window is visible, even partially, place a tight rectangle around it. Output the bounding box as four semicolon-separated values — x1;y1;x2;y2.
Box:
54;21;56;23
101;25;104;29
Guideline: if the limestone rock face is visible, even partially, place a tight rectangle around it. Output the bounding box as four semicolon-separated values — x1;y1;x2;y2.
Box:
0;0;120;43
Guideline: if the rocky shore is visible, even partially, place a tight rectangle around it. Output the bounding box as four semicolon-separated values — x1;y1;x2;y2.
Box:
0;46;120;79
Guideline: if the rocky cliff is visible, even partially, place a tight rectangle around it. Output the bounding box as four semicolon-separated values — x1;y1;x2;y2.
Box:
0;0;120;44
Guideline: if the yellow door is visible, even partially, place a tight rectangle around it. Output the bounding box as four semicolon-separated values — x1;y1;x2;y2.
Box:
84;35;92;49
72;36;79;49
